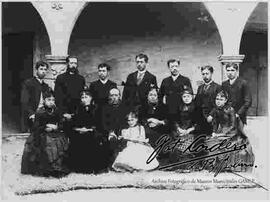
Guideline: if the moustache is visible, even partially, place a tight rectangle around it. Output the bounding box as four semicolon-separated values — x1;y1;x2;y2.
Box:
67;67;78;74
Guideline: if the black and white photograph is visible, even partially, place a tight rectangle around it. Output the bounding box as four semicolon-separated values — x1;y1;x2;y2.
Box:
1;1;269;201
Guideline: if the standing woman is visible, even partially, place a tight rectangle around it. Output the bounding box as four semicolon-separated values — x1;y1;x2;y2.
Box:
21;90;69;177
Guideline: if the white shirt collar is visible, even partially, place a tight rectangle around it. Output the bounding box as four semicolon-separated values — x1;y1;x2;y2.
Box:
137;70;146;76
171;73;180;81
35;77;43;84
100;79;108;84
204;80;213;86
229;77;238;85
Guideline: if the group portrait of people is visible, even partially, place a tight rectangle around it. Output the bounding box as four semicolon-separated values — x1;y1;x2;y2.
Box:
20;53;255;178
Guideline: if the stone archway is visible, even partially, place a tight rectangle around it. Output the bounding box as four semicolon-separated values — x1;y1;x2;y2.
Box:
30;2;87;87
68;2;222;93
204;2;258;81
204;2;258;56
2;2;51;133
239;2;268;116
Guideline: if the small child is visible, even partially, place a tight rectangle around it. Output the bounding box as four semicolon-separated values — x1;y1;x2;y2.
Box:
21;90;69;177
112;110;159;172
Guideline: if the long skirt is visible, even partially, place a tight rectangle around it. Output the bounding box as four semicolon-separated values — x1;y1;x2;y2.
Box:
112;141;159;172
21;131;69;177
67;131;110;173
168;132;197;170
206;134;255;172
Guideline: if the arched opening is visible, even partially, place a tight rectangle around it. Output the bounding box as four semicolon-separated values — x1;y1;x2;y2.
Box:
2;2;51;133
69;2;222;92
240;2;268;116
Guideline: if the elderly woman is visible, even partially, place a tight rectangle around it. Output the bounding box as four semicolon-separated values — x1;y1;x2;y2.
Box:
139;88;169;164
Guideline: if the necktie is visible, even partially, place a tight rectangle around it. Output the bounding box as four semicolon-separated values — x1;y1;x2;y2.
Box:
137;72;144;85
41;81;46;92
203;84;210;92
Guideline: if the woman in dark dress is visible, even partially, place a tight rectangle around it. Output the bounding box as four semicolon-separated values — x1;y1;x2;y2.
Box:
139;88;169;146
21;90;69;177
207;90;254;172
67;89;109;174
169;87;205;170
139;88;170;164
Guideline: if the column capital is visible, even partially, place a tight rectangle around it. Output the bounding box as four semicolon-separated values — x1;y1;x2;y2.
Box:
218;54;245;81
218;54;245;64
45;55;68;63
45;55;68;89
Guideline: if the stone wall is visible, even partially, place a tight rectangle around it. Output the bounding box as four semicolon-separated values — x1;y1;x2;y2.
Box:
68;33;222;94
68;3;223;94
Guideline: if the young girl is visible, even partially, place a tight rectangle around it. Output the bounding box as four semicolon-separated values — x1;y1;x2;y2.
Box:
207;90;254;172
68;89;108;174
112;110;159;172
208;90;237;136
21;90;69;177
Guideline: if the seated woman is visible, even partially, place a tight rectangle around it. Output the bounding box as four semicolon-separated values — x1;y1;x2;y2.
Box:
139;88;170;164
169;87;205;170
21;90;69;177
68;89;108;174
139;87;169;146
207;90;254;172
112;110;159;172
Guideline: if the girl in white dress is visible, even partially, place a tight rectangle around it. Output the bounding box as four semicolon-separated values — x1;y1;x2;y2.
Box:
112;110;159;172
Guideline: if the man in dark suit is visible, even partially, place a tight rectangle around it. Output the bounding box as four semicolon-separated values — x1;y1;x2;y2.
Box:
54;56;85;120
122;53;157;107
159;59;192;120
21;61;50;132
99;88;130;168
222;63;252;125
89;63;117;108
195;65;221;134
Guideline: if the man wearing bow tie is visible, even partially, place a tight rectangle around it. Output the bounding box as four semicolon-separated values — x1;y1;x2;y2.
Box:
122;53;157;108
20;61;50;132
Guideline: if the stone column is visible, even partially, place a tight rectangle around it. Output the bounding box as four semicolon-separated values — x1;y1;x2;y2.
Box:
204;2;257;56
31;2;87;56
45;55;67;89
204;2;257;82
31;2;87;89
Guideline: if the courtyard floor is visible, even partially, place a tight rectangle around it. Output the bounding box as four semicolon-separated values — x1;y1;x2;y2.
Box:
1;116;269;201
